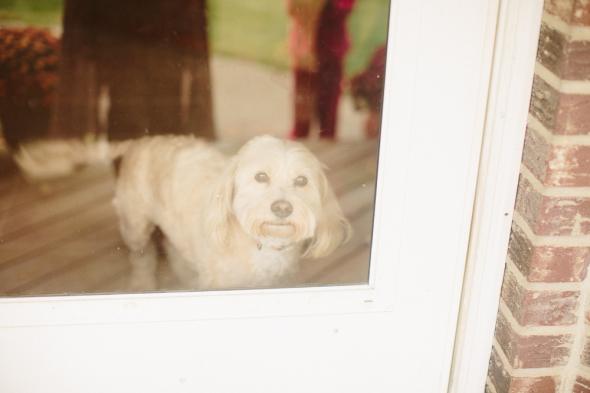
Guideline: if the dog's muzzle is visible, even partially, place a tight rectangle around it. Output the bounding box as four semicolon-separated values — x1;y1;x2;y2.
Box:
262;202;295;238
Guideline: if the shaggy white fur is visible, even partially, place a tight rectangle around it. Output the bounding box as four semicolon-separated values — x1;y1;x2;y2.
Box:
113;135;351;290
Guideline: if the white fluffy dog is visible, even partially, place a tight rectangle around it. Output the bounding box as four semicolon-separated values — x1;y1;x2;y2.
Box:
113;135;351;290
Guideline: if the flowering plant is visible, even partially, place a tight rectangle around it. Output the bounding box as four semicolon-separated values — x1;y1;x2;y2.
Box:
0;27;60;109
350;45;386;112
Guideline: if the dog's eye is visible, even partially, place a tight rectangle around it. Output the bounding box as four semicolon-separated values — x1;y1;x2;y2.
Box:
255;172;269;183
294;176;308;187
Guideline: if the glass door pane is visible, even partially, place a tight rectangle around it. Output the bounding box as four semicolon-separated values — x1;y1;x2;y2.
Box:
0;0;390;296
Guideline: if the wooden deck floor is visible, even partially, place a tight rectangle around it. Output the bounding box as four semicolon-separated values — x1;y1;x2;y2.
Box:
0;139;379;296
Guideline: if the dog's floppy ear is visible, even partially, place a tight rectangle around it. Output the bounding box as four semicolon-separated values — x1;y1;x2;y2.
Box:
204;157;239;253
305;171;352;258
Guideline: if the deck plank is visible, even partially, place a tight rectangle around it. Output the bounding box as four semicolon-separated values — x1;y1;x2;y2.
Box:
1;176;115;239
17;243;129;295
0;201;117;267
312;247;371;285
1;222;122;294
329;156;378;196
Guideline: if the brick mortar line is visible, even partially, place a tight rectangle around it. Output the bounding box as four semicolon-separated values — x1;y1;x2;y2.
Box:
560;255;590;392
528;114;590;147
486;377;497;393
493;337;567;377
542;11;590;42
527;114;554;142
511;211;540;242
536;62;590;94
536;61;562;90
519;164;545;193
499;298;576;336
520;163;590;197
506;255;582;292
578;364;590;380
513;211;590;247
542;12;571;37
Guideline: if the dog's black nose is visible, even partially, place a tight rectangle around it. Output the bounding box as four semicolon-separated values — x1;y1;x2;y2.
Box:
271;200;293;218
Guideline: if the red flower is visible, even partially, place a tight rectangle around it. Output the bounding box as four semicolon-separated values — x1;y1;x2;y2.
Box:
0;27;60;108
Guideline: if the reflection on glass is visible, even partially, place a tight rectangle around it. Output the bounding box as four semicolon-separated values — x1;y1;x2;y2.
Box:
0;0;388;295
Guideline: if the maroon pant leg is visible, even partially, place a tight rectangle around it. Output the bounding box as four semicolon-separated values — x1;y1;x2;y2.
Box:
316;56;343;139
292;69;318;139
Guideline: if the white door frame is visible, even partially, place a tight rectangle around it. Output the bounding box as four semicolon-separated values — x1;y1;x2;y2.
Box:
0;0;544;392
449;0;544;391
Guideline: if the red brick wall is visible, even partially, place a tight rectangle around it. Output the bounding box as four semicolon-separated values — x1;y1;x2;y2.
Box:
486;0;590;392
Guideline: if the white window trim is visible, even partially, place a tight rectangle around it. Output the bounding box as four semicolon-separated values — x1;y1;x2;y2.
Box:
0;1;544;392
